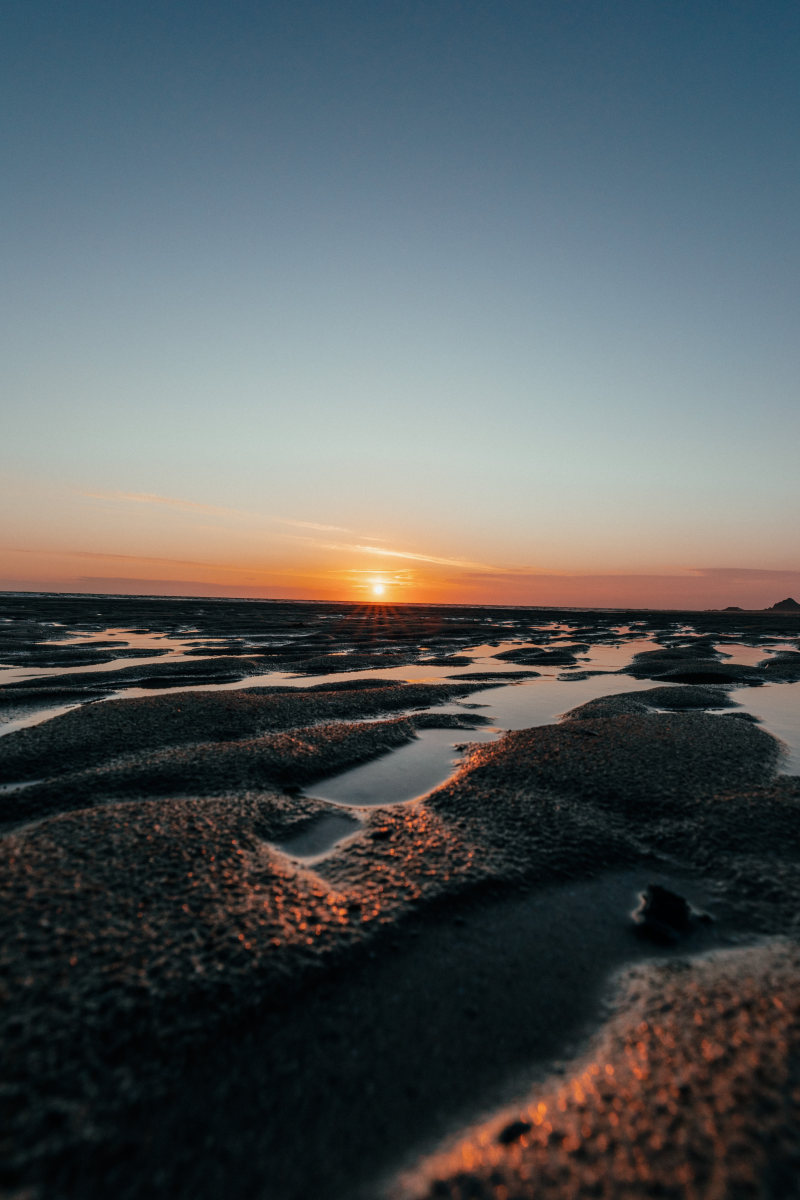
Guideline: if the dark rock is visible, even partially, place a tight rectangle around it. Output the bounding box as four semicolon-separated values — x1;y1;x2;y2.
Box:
766;597;800;612
633;884;709;943
497;1119;532;1145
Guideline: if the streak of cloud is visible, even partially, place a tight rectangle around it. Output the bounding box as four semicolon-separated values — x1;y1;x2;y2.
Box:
685;567;800;580
79;490;354;534
71;578;311;597
353;543;496;570
289;537;499;572
2;546;320;580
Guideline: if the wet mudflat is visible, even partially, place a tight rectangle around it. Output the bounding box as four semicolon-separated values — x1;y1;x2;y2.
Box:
1;593;800;1199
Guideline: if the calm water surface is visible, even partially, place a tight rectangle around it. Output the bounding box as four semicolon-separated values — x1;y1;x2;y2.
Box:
2;628;798;805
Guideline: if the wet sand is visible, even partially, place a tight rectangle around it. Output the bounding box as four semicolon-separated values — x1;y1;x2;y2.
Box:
1;594;800;1199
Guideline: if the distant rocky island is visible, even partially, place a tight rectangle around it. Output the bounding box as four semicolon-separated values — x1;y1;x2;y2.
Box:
722;598;800;612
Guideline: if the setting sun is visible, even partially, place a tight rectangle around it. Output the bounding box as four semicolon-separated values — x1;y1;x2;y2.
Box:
371;583;385;596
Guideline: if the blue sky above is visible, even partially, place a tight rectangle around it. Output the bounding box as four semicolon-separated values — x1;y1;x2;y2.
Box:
2;1;799;604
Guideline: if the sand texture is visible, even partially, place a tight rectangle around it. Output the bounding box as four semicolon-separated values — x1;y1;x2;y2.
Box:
1;595;799;1199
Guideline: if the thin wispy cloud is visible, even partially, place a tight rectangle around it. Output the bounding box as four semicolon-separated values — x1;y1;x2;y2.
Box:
81;491;245;518
80;490;354;534
3;546;311;579
80;492;504;568
451;565;800;585
71;577;306;594
686;567;800;580
80;496;800;590
292;537;498;571
351;543;497;570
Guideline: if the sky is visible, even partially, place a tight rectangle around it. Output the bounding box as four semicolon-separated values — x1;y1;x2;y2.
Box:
2;0;799;608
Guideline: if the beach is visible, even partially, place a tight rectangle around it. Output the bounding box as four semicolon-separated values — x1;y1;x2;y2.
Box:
2;593;800;1199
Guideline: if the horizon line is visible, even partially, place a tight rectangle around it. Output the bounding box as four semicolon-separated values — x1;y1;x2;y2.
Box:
0;586;795;616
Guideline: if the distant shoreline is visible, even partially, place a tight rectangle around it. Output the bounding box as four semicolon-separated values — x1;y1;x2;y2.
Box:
0;587;798;617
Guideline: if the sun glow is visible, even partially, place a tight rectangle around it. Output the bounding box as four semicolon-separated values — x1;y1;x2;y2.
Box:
371;582;385;596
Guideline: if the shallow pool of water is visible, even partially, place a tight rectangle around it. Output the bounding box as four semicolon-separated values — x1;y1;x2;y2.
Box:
0;626;232;687
305;669;733;812
273;812;363;860
308;728;479;808
731;682;800;774
305;655;800;825
2;625;799;804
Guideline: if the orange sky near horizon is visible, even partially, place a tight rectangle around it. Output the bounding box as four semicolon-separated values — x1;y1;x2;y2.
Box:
2;488;799;611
